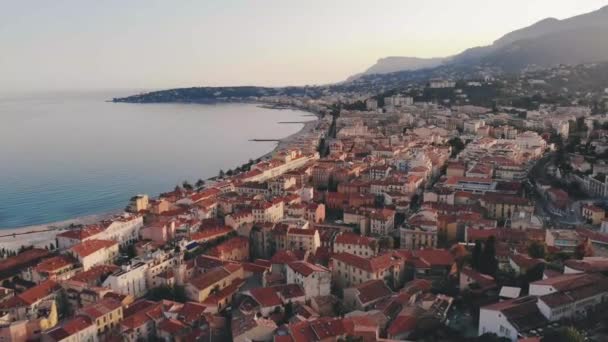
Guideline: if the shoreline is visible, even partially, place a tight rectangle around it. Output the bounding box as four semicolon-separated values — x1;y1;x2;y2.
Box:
0;103;320;251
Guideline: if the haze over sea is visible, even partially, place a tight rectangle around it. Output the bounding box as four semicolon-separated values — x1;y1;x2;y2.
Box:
0;91;307;229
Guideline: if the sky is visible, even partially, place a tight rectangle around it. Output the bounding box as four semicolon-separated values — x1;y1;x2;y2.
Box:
1;0;607;92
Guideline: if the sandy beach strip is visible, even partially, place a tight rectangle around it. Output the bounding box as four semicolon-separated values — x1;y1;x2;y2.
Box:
0;211;119;252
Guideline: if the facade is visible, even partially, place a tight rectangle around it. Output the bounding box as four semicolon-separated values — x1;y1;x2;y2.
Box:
78;298;123;337
286;261;331;299
330;252;404;288
369;209;396;235
102;263;147;298
333;232;378;257
100;215;144;247
68;239;119;271
286;228;320;253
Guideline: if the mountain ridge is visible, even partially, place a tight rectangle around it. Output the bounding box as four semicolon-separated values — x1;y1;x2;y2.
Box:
353;5;608;78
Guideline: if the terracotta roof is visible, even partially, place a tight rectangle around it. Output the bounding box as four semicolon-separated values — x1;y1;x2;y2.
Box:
461;267;496;289
158;318;188;334
510;254;544;270
18;280;60;305
69;264;120;284
188;267;231;290
70;239;117;258
249;287;282;307
270;250;299;265
56;225;105;240
176;302;207;325
387;315;416;337
332;252;402;273
287;261;329;277
411;249;454;268
287;228;318;236
79;297;122;319
356;279;392;304
190;226;233;242
35;255;74;273
46;315;94;340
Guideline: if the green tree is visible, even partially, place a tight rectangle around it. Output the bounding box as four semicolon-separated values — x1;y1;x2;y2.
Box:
182;181;193;191
471;240;483;271
480;236;498;276
56;290;72;318
218;169;225;178
195;179;205;189
448;137;465;157
541;327;584;342
527;241;546;259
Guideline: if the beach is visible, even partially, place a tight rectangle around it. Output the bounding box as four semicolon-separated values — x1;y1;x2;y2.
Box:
0;108;319;252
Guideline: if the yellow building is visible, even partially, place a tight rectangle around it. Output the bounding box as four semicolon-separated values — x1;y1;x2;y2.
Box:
582;204;605;225
185;264;244;305
78;297;123;336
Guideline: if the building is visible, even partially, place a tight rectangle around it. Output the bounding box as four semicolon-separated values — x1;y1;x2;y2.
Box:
333;232;378;257
582;204;605;225
343;279;393;311
68;240;119;271
42;315;97;342
78;297;123;337
530;273;608;322
286;228;320;253
100;215;144;247
545;229;580;253
209;236;250;261
460;267;496;292
478;296;547;341
102;263;147;298
185;265;244;307
56;226;105;250
369;209;395;236
331;252;404;288
128;194;149;213
286;261;331;299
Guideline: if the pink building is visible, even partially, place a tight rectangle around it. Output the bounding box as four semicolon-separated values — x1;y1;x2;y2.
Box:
140;220;175;243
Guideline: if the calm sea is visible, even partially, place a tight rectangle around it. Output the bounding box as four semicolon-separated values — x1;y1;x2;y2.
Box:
0;91;307;228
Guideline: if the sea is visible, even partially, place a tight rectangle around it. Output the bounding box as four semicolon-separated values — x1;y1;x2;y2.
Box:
0;91;308;229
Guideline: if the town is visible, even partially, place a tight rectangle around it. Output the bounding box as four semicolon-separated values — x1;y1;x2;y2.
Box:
3;64;608;342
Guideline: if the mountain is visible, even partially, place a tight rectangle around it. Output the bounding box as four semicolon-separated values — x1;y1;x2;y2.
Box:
362;56;445;74
353;5;608;76
346;56;445;82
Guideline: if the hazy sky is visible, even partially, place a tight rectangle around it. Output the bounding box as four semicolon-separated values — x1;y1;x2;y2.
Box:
1;0;607;92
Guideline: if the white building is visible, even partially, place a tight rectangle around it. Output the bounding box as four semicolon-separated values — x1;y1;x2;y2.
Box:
333;232;378;258
285;261;331;299
68;239;119;271
100;214;144;247
102;262;148;298
478;296;546;341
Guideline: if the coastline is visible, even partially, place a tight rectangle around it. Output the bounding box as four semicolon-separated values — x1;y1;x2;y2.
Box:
0;103;320;251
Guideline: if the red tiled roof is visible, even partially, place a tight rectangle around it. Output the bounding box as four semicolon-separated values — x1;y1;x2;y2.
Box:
79;297;122;319
56;225;105;240
249;287;282;307
177;302;207;325
387;315;416;337
158;318;188;334
411;249;454;267
287;261;329;277
287;228;318;236
69;264;120;284
19;280;60;305
70;239;117;258
270;250;299;265
356;279;392;304
35;255;74;273
332;252;402;273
